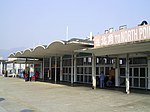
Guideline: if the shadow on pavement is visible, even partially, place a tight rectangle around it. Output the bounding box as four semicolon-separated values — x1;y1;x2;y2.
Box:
0;98;5;102
20;109;34;112
29;79;150;95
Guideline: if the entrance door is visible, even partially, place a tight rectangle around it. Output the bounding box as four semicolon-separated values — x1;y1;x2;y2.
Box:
119;67;148;89
96;66;113;86
131;67;147;89
57;68;60;81
51;67;60;82
51;68;55;80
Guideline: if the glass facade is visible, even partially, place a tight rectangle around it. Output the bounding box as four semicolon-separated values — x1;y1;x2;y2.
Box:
34;55;148;89
76;56;92;83
119;57;148;89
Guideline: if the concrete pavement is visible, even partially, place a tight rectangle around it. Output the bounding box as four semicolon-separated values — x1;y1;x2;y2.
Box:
0;76;150;112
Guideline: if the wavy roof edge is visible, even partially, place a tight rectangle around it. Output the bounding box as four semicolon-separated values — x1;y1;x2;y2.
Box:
8;38;94;58
68;38;94;44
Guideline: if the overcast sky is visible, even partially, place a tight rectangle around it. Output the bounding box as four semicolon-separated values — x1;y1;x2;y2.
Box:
0;0;150;49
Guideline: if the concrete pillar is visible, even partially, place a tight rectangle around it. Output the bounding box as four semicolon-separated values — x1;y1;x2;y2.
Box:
92;54;96;89
2;63;4;74
0;62;2;74
148;58;150;89
126;54;130;94
5;63;7;71
19;63;21;70
74;54;77;82
71;55;74;85
43;58;45;80
55;57;57;83
13;62;15;70
40;63;43;79
49;57;51;80
3;63;5;75
25;58;27;73
60;56;63;81
115;56;120;87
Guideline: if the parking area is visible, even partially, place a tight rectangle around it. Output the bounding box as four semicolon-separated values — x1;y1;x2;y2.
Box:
0;76;150;112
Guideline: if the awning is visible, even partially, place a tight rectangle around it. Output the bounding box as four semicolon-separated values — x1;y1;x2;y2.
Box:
9;53;16;58
75;41;150;56
8;39;94;58
6;59;42;64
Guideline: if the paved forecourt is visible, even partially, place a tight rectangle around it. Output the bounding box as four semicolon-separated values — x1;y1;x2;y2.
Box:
0;76;150;112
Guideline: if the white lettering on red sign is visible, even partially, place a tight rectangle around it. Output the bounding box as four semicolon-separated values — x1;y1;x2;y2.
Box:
94;25;150;48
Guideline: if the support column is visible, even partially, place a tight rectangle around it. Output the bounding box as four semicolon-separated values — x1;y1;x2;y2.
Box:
148;58;150;89
71;55;74;85
25;58;27;73
49;57;51;80
40;63;42;79
115;56;120;87
12;62;15;74
19;63;21;70
2;63;4;74
5;63;7;70
18;63;21;75
0;62;2;74
74;54;77;82
60;56;63;81
13;62;15;70
92;54;96;89
55;56;57;83
4;62;7;77
43;58;45;81
126;54;130;94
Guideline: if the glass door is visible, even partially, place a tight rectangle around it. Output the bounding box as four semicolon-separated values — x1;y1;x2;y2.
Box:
130;67;147;89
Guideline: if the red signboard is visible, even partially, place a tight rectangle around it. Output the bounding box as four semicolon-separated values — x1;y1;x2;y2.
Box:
94;25;150;48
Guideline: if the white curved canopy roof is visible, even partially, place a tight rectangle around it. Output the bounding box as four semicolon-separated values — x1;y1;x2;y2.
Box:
8;39;94;58
47;40;66;49
8;53;16;58
45;40;85;56
17;48;33;58
15;51;23;57
32;45;47;58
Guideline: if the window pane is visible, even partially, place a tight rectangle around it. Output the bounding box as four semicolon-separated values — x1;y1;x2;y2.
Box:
120;68;125;76
134;68;139;77
77;75;80;81
81;75;83;82
129;78;132;86
84;75;87;82
129;68;132;76
105;67;109;75
77;67;79;74
140;78;145;88
89;67;92;74
134;78;139;87
133;57;147;64
100;67;104;73
140;68;145;77
120;78;125;86
88;57;91;63
77;58;83;65
69;68;71;73
89;76;92;82
69;75;71;81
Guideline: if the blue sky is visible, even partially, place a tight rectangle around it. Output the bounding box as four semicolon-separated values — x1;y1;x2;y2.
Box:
0;0;150;49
